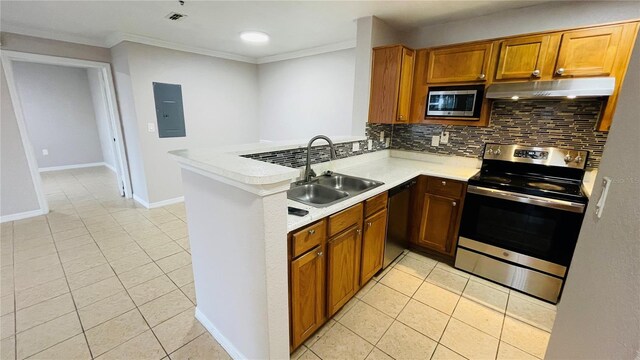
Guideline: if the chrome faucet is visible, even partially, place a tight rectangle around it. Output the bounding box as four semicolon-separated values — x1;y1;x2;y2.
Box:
304;135;336;183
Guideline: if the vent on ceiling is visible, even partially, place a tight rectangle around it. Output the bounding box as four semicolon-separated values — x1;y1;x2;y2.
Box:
165;12;187;21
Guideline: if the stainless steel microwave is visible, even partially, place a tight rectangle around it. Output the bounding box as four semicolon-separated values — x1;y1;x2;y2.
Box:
426;85;485;118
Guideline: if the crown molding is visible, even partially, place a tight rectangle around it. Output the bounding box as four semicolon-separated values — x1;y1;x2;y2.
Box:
0;22;107;48
256;40;356;64
105;33;258;64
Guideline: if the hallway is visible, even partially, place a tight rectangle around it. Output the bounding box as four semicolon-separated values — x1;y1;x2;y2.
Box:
0;166;230;359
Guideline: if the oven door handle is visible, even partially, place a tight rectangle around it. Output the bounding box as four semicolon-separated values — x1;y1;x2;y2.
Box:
467;185;586;213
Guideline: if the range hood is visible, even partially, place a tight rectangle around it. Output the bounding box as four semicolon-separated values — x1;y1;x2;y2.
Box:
486;77;615;99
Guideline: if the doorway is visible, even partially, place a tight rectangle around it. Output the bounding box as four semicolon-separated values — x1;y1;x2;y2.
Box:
1;50;132;216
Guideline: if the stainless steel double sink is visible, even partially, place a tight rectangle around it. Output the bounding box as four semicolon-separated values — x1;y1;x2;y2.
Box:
287;172;384;207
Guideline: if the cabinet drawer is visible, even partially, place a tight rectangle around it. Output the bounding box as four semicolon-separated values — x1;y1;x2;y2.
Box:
328;203;363;237
426;177;464;198
292;220;326;258
365;192;388;218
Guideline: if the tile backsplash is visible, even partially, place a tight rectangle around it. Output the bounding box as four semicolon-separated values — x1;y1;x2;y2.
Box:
244;99;608;169
391;99;607;168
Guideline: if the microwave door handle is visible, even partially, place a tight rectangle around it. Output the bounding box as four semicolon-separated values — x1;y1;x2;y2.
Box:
467;185;586;213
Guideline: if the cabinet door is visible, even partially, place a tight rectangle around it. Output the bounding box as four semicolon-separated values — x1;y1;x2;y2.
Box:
397;48;415;123
554;25;623;77
495;35;550;80
417;194;459;254
427;43;493;83
369;46;402;124
290;246;325;349
360;208;388;285
326;225;361;316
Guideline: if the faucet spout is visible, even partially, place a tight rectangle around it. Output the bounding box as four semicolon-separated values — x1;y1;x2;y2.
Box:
304;135;336;183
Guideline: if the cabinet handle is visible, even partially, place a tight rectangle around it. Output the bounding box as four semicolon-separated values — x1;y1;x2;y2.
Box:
452;201;457;207
478;73;486;80
556;68;565;75
441;181;446;185
398;114;405;120
317;251;323;257
532;69;541;77
308;229;315;235
356;229;361;234
367;222;372;227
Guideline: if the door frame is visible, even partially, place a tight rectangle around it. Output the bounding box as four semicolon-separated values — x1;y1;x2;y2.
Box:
1;50;133;216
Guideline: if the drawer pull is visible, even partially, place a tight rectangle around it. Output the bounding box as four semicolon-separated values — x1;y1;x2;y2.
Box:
441;181;446;185
308;229;315;235
317;251;323;257
452;201;457;207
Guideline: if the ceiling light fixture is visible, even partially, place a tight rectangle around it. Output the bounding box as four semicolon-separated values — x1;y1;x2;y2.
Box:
567;95;577;99
240;31;270;43
511;95;519;100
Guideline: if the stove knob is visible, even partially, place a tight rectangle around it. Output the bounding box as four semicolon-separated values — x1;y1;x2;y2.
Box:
574;155;583;163
564;153;573;163
495;148;502;156
487;148;494;155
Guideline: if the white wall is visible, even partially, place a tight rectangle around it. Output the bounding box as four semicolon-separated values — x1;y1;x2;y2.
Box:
402;1;640;48
0;62;40;218
12;62;104;169
545;35;640;359
87;68;116;171
258;48;355;141
111;42;260;205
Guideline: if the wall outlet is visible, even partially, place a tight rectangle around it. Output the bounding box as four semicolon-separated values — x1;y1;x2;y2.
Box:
385;138;390;147
380;131;385;142
147;123;156;132
431;135;440;147
42;149;48;156
352;142;360;152
440;131;450;144
367;139;373;150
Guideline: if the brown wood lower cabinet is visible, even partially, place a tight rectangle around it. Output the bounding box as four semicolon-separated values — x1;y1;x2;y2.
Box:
290;245;325;349
411;176;466;258
360;208;388;285
289;193;388;351
326;224;362;316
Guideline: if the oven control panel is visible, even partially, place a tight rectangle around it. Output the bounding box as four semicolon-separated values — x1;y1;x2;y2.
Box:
514;149;549;160
483;144;588;169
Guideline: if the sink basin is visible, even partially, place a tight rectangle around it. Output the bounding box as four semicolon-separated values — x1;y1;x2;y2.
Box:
317;174;383;193
287;184;349;207
287;173;384;208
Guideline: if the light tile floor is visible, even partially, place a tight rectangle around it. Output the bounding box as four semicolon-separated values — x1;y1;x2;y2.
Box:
1;166;557;360
0;167;230;360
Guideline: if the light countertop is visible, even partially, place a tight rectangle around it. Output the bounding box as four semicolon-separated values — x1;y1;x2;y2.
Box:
286;153;480;231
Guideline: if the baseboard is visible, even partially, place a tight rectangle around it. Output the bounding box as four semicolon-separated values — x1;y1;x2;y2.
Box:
39;162;107;172
0;208;47;223
103;162;117;173
133;195;184;209
194;307;247;360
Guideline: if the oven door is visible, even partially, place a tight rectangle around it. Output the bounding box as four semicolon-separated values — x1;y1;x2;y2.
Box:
459;186;586;269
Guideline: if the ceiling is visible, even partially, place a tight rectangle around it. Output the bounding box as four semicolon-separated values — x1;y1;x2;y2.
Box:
1;1;545;62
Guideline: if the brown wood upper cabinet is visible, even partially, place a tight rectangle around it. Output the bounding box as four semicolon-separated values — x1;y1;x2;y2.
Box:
411;176;466;257
495;35;551;81
369;45;415;124
554;25;624;77
427;42;493;84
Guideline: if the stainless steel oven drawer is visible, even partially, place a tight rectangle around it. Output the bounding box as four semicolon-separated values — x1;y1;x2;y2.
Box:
455;247;563;303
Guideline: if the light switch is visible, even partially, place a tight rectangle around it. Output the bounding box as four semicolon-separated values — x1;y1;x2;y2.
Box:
352;142;360;152
431;136;440;147
440;132;450;144
367;140;373;150
147;123;156;132
380;131;385;142
42;149;48;156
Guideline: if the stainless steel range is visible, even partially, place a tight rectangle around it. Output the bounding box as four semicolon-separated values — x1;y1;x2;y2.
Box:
455;143;589;303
